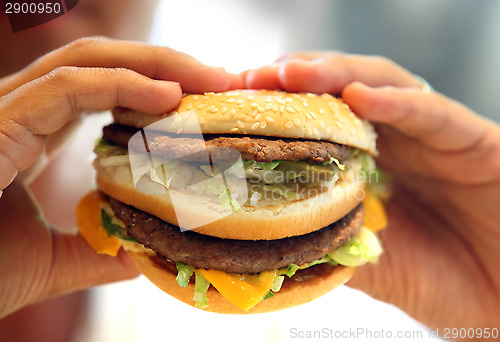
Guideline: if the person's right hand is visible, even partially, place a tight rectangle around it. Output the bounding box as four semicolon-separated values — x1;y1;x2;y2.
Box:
245;52;500;336
0;37;242;318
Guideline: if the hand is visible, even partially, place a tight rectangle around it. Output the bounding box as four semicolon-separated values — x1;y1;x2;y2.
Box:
245;52;500;332
0;37;243;318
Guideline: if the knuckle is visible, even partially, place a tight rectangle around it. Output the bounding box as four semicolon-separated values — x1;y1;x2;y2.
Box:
64;36;108;52
43;66;78;85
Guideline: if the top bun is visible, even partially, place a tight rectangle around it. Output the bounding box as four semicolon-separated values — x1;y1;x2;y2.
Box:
113;90;377;155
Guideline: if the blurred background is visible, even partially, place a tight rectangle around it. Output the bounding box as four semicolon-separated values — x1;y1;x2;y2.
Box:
1;0;498;341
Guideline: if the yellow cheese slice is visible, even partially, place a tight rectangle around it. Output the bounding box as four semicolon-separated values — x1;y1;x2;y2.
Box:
362;190;388;232
76;190;121;256
195;268;277;311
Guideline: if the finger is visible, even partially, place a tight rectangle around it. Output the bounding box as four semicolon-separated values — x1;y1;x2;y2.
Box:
245;52;421;94
1;37;236;95
244;64;281;89
342;82;490;151
0;66;181;187
0;183;139;318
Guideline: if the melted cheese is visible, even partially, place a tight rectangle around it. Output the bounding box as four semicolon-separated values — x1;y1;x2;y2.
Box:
362;190;388;233
195;268;277;311
75;190;121;256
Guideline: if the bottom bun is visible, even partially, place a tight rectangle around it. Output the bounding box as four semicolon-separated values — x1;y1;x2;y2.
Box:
126;250;356;314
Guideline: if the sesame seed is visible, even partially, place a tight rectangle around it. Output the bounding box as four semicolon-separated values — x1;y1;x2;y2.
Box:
238;103;245;109
251;122;260;130
306;93;315;97
255;114;262;120
174;114;181;122
280;105;285;113
265;103;273;110
285;98;293;103
237;121;244;128
221;106;228;114
252;109;259;117
193;95;199;100
258;106;265;113
312;128;320;136
265;116;275;123
309;111;317;119
232;91;240;96
265;97;272;102
227;98;236;103
292;118;301;125
303;101;309;107
306;127;312;136
236;99;244;104
230;128;239;133
197;104;207;109
230;109;236;116
186;103;193;110
203;96;210;100
248;95;254;101
277;99;286;105
225;92;232;97
199;117;205;124
204;92;215;96
319;121;326;129
285;106;295;113
319;108;325;115
209;107;218;113
305;112;312;120
272;104;279;113
260;121;267;128
326;126;333;134
251;103;259;108
285;121;294;129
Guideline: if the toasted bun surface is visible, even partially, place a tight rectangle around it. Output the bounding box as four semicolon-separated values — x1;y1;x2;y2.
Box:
94;158;365;240
126;250;356;314
113;90;377;155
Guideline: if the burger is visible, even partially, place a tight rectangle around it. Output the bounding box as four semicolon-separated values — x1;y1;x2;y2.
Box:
76;90;387;313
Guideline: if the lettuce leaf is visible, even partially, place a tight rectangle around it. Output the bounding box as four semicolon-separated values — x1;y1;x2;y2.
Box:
101;209;136;242
175;263;194;288
193;273;210;309
328;227;383;267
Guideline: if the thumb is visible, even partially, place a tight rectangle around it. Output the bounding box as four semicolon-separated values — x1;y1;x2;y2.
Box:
0;182;139;318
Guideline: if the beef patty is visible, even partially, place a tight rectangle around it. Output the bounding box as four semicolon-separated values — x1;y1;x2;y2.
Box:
102;123;350;163
109;197;363;274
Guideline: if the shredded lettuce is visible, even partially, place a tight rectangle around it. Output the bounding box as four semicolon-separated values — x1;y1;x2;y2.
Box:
175;263;194;288
328;227;383;267
271;275;285;292
243;160;281;171
101;209;136;242
263;292;274;300
283;264;300;277
320;156;345;171
193;273;210;309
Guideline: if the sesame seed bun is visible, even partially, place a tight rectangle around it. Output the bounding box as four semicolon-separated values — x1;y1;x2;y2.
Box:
112;90;377;155
126;249;356;314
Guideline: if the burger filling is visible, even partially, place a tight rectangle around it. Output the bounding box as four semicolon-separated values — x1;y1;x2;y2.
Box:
81;124;384;311
95;123;375;209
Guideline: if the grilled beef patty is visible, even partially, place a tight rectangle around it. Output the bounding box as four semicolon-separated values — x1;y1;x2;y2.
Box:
109;197;363;274
102;123;351;163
